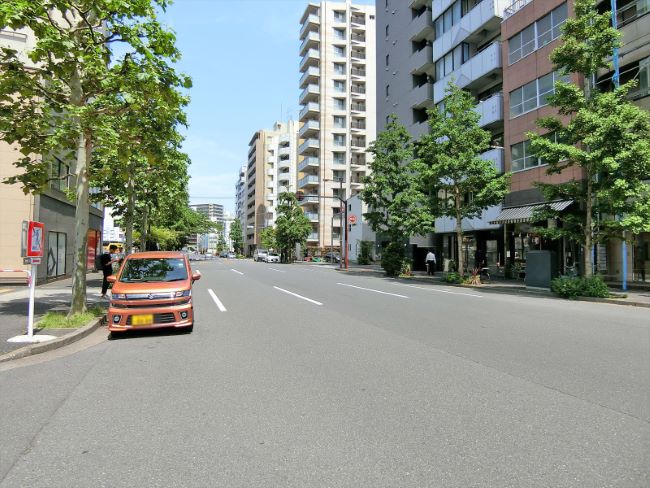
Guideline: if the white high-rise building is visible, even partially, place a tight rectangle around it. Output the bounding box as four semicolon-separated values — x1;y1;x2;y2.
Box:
298;0;376;253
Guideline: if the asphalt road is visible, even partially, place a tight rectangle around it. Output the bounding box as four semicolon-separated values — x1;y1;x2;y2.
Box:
0;259;648;487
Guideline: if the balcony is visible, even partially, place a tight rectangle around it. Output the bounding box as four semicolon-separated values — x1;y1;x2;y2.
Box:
350;120;366;131
410;44;434;75
480;147;505;174
299;48;320;72
410;7;434;42
351;102;366;113
298;175;319;188
278;171;290;182
475;92;503;129
299;119;320;138
298;156;320;172
299;102;320;121
307;232;319;241
278;158;291;170
433;42;502;104
351;68;366;77
299;14;320;39
351;50;366;62
299;31;320;57
298;138;320;155
278;185;288;194
351;33;366;44
299;83;320;104
299;66;320;88
277;146;290;158
409;81;434;109
298;195;320;205
433;0;509;60
351;15;366;27
303;212;319;222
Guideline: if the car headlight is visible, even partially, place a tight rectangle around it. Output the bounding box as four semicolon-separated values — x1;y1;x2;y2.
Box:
175;290;191;297
111;293;127;300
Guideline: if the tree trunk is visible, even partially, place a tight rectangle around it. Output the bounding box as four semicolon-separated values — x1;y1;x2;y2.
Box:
455;192;464;277
584;176;594;277
140;204;149;251
69;65;89;317
124;174;135;255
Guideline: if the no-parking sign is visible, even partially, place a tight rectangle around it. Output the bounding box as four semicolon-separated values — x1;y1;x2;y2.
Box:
22;220;45;258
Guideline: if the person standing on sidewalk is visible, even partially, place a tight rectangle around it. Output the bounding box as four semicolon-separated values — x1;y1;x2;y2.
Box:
425;250;436;276
100;245;119;298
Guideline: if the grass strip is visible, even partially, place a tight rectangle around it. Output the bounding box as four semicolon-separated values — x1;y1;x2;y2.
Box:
38;305;106;329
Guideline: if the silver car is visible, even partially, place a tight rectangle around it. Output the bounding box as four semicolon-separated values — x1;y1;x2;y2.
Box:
265;252;280;263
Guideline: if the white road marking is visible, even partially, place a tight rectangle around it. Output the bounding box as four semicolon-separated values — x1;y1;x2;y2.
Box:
394;282;483;298
207;289;227;312
231;269;244;275
269;267;285;273
273;286;323;306
336;283;408;298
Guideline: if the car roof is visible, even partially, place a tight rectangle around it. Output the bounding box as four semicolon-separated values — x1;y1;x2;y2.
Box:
126;251;186;259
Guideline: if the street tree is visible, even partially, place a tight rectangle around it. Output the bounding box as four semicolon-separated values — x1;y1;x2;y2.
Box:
361;115;432;275
528;0;650;277
0;0;188;315
415;82;510;277
260;226;277;251
229;219;244;254
216;223;227;253
275;192;311;263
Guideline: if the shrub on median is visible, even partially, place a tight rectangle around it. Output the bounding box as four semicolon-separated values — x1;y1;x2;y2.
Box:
551;275;610;299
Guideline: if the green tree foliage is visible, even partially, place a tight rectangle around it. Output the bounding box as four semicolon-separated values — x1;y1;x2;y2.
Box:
0;0;189;314
229;219;244;254
260;226;277;251
275;192;311;262
415;82;510;276
216;223;227;253
528;0;650;277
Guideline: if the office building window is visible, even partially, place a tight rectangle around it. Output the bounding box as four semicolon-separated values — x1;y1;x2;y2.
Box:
50;159;70;192
333;152;346;164
508;3;568;65
511;132;561;171
509;71;569;118
333;134;346;146
334;98;346;110
334;80;345;92
434;43;470;81
333;115;346;128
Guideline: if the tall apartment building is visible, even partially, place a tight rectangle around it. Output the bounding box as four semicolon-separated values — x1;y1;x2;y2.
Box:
244;122;299;255
0;27;104;282
190;203;224;223
235;164;247;228
298;0;376;253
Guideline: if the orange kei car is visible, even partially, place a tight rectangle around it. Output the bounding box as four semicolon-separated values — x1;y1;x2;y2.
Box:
107;251;201;335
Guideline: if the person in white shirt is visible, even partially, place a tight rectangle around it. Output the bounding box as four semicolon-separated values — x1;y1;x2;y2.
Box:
425;250;436;276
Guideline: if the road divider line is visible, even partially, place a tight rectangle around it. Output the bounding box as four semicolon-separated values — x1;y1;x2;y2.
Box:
231;269;244;275
269;267;286;273
207;289;227;312
336;283;408;298
394;282;482;298
273;286;323;306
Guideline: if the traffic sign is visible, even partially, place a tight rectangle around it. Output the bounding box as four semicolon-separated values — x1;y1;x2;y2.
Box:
22;220;45;257
348;214;357;225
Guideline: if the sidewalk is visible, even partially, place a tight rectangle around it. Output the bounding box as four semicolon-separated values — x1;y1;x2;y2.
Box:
337;264;650;307
0;272;107;355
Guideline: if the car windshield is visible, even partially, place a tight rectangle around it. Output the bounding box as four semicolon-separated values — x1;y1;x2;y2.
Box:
269;253;279;257
119;258;188;283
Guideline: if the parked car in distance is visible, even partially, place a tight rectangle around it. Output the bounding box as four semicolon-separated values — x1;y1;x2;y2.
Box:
227;252;236;259
324;252;341;263
107;251;200;336
219;251;228;258
253;249;268;262
265;252;280;263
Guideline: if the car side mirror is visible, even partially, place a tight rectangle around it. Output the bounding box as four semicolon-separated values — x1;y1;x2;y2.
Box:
107;275;117;284
191;271;201;282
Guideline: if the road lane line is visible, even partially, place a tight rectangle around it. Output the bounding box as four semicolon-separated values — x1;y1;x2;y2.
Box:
231;269;244;275
207;289;227;312
269;267;286;273
336;283;408;298
273;286;323;306
394;282;483;298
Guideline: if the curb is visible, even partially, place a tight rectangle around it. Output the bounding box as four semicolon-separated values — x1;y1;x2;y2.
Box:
0;316;105;364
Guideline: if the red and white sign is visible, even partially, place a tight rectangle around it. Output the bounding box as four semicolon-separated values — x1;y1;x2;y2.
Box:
348;214;357;225
26;221;45;257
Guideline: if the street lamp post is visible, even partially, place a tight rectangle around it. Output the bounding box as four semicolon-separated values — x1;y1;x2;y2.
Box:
324;177;347;270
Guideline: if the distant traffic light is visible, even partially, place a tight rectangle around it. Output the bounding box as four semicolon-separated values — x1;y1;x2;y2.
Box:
296;191;304;201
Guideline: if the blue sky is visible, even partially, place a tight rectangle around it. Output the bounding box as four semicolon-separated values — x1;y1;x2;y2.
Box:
160;0;373;213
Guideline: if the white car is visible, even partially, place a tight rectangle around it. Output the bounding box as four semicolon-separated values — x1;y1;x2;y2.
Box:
265;252;280;263
253;249;268;262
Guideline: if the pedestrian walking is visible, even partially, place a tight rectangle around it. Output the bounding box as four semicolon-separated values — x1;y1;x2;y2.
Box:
425;250;436;276
100;244;119;298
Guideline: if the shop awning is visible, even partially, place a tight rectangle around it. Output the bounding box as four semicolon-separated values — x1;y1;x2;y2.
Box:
489;200;573;225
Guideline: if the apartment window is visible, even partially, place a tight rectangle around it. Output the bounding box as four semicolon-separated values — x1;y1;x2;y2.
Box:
509;71;569;118
639;57;650;93
334;80;345;92
434;0;481;39
616;0;650;27
50;159;70;192
434;43;470;81
333;170;346;181
334;97;346;110
333;115;346;128
334;27;346;40
334;10;346;22
511;133;561;172
334;45;345;57
385;54;389;66
508;3;568;65
385;24;389;37
334;62;345;74
333;134;346;146
333;152;346;164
